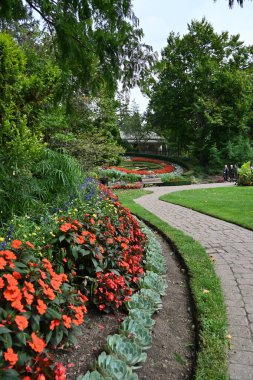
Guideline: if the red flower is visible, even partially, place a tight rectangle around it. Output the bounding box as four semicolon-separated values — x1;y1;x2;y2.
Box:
54;362;66;380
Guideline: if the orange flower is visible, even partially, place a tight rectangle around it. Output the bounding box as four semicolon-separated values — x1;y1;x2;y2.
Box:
62;315;72;328
50;319;60;331
13;271;22;280
59;223;72;232
3;274;18;286
11;240;22;249
0;257;7;269
11;299;25;312
43;286;55;300
0;278;4;288
2;250;16;260
28;332;46;353
4;285;22;302
4;347;18;366
23;289;34;305
106;238;113;244
75;235;84;245
51;278;61;291
78;291;88;303
26;241;34;249
36;299;47;315
24;281;35;294
39;269;47;279
15;315;28;331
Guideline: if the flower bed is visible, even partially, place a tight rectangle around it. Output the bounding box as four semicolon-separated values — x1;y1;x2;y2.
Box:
0;181;151;379
111;182;143;190
107;157;174;176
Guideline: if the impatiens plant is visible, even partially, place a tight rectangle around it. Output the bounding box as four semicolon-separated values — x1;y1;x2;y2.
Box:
0;240;88;378
106;334;147;368
44;187;147;311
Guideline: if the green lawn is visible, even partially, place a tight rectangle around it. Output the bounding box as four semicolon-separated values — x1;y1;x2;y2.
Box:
160;187;253;230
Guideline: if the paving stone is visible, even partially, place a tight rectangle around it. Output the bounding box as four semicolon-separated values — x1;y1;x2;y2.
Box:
135;182;253;377
229;325;251;339
229;364;253;380
230;350;253;365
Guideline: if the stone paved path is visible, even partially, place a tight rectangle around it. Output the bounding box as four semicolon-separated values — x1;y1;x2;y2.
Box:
135;182;253;380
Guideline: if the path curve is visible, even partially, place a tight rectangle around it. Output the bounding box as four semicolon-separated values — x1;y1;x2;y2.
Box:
136;182;253;380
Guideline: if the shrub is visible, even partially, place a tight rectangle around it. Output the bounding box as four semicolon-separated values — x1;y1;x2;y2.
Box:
237;161;253;186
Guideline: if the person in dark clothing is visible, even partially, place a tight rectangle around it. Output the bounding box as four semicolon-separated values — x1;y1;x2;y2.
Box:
229;164;235;182
223;164;229;181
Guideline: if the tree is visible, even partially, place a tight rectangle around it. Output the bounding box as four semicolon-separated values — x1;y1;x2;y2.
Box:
147;19;253;164
0;0;154;94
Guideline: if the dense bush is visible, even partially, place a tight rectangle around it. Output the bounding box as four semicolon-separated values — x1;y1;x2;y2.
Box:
237;161;253;186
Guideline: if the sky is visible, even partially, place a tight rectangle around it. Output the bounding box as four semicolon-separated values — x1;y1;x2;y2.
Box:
130;0;253;112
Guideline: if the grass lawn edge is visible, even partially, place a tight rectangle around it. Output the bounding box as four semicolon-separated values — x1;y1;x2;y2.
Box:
116;190;229;380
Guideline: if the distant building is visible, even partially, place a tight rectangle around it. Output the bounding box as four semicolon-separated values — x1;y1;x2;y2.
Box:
120;130;167;155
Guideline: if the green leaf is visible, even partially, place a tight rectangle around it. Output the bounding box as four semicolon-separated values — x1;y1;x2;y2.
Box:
55;329;64;346
46;330;53;344
0;327;12;334
2;333;12;349
59;234;66;242
46;307;61;319
0;369;20;380
16;332;27;345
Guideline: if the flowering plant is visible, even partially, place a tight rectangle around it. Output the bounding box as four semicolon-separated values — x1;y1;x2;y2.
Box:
0;240;88;378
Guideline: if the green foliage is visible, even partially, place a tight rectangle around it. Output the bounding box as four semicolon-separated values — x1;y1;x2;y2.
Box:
237;161;253;186
0;32;42;165
52;129;125;171
78;371;110;380
139;288;163;310
106;334;147;367
0;148;83;222
119;317;152;349
138;271;168;296
0;0;155;93
97;352;138;380
98;169;142;183
128;309;155;329
148;18;253;164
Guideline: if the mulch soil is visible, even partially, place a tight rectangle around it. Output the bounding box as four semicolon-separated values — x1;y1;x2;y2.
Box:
54;232;196;380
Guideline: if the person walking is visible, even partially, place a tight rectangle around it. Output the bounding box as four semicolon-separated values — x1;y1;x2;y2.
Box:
229;164;235;182
223;164;229;181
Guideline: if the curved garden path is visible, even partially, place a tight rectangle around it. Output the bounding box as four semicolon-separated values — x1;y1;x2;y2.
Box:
135;182;253;380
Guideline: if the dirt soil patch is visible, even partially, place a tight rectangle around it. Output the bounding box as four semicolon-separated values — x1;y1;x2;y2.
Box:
54;232;196;380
